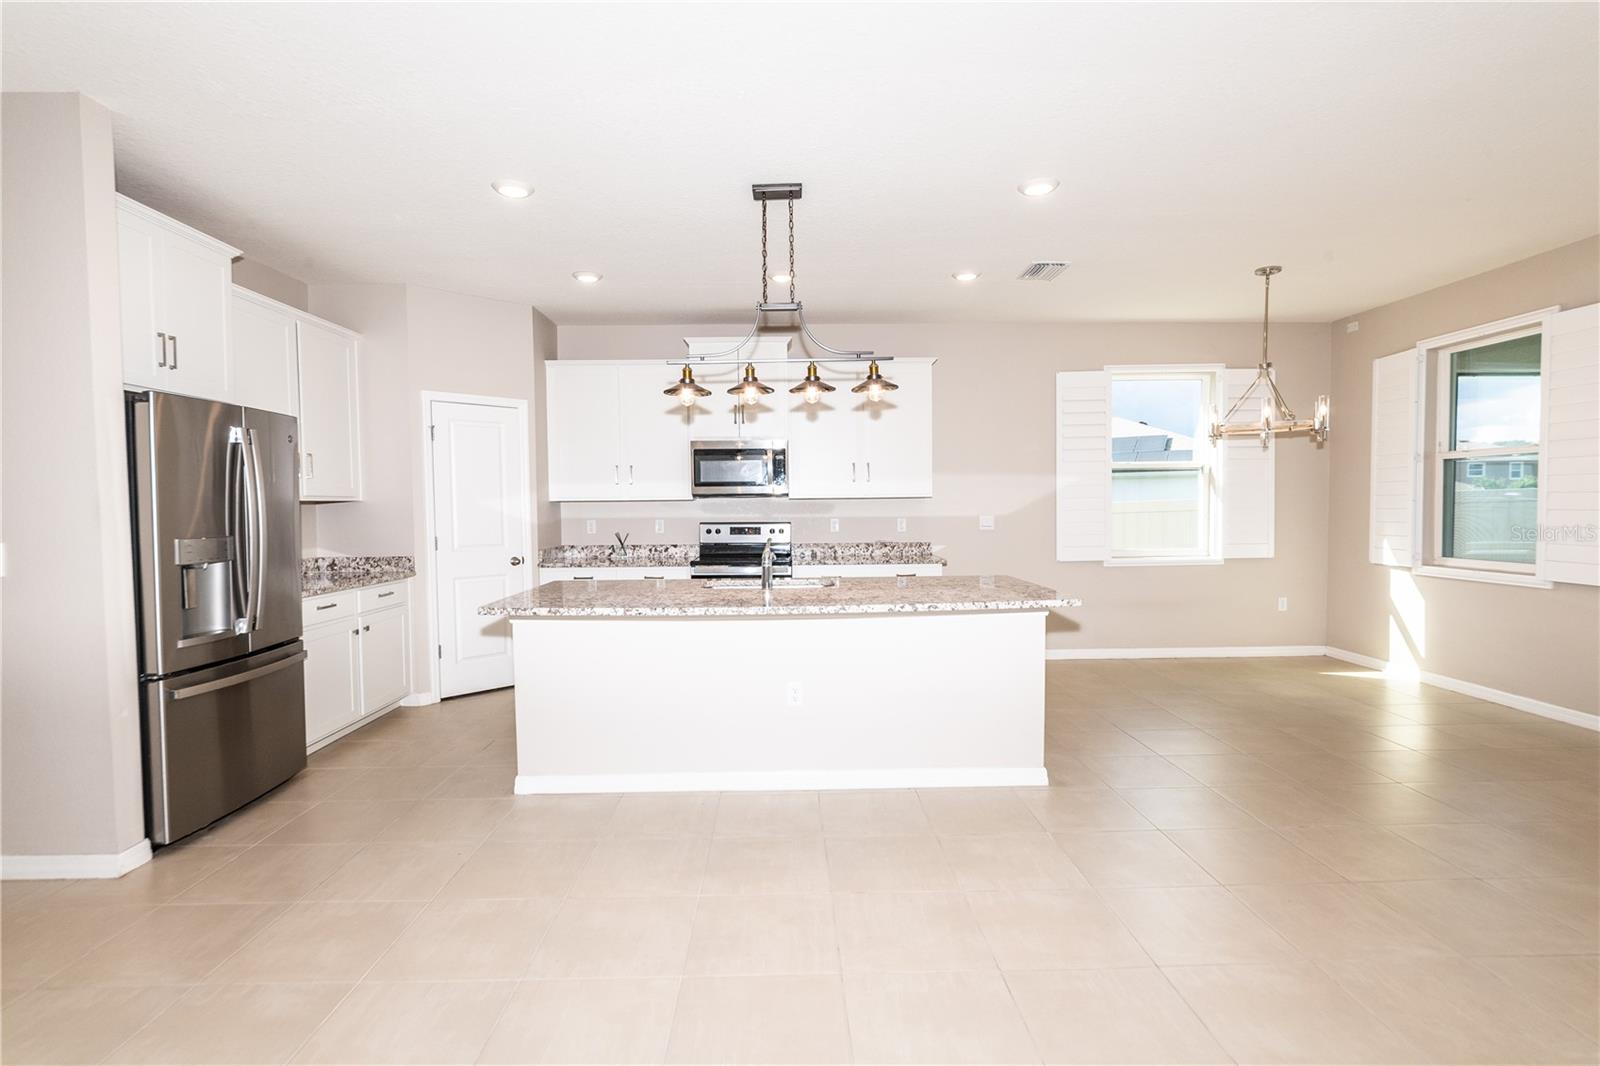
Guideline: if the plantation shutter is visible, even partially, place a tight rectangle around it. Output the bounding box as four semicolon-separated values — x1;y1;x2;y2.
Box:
1056;370;1110;561
1369;349;1422;566
1218;368;1276;558
1536;303;1600;586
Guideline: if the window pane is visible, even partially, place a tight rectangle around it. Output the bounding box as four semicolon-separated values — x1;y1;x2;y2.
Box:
1442;455;1538;565
1112;378;1201;462
1451;334;1540;449
1112;469;1204;555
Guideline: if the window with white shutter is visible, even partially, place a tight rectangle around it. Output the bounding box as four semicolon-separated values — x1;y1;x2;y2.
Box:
1537;303;1600;586
1369;349;1421;566
1056;365;1275;564
1055;371;1110;561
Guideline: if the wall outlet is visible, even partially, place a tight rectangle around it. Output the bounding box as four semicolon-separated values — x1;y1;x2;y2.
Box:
978;515;995;531
896;518;907;533
1345;321;1360;333
829;518;840;533
654;518;665;534
1277;596;1289;612
786;681;804;707
584;519;597;535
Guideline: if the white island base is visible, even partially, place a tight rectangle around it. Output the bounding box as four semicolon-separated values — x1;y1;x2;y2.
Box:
509;609;1050;794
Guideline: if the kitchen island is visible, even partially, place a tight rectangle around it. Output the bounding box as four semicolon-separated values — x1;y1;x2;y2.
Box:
480;575;1077;795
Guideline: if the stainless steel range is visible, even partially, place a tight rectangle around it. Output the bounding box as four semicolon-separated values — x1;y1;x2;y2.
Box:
691;521;793;579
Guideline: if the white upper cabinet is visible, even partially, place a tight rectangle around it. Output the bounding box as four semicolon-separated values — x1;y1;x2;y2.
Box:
788;359;934;499
229;287;300;416
683;336;794;441
546;363;691;501
117;196;238;398
546;355;934;502
296;318;362;501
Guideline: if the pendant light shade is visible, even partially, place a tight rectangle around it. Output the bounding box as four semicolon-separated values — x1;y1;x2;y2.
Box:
728;363;775;405
664;365;713;407
787;361;837;405
850;360;898;402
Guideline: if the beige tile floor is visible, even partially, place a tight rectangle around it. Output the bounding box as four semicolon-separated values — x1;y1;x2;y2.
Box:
3;656;1597;1064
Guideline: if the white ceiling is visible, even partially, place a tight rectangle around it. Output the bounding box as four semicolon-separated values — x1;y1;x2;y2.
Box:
5;2;1596;325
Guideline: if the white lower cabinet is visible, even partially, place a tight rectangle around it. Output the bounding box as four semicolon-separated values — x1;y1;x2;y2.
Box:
302;581;411;748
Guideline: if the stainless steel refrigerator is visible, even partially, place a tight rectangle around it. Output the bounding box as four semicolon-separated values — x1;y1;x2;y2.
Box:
127;390;307;845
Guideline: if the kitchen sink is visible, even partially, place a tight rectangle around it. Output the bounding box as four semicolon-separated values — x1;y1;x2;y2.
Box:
702;578;839;590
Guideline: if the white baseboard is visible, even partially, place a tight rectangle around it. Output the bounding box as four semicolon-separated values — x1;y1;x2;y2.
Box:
1046;645;1329;660
2;838;152;881
515;767;1049;795
401;691;438;707
1324;647;1599;732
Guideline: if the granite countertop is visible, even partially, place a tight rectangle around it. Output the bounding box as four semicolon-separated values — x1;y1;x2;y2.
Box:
301;555;416;599
538;541;948;568
480;574;1078;618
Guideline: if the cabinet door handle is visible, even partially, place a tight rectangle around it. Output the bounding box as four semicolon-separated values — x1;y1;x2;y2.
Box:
378;589;396;597
613;465;620;484
866;462;872;482
169;334;178;370
851;462;857;482
156;332;169;368
362;625;370;633
628;464;635;485
314;602;338;611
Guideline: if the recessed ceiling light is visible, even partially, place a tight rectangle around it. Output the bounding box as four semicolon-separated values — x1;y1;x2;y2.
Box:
769;273;792;284
1017;178;1059;198
951;270;981;283
492;180;532;199
571;271;602;284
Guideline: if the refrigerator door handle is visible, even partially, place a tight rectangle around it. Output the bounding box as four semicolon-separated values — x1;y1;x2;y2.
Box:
169;650;307;700
246;427;268;631
226;426;250;634
238;429;259;632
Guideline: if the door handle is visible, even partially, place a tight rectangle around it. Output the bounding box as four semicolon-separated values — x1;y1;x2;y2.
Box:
510;556;525;566
157;332;169;368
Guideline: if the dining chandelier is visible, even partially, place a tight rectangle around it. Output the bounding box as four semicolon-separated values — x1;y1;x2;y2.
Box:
1210;266;1331;448
664;183;896;406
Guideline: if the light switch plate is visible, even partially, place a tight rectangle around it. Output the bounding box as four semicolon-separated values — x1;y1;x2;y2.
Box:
978;515;995;530
1277;596;1289;612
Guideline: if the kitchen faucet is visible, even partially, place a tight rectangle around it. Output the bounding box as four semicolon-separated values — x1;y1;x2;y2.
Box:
761;537;774;591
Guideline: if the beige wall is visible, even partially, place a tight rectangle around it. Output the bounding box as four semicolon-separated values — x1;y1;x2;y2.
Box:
1327;237;1600;716
555;320;1333;652
306;284;547;697
231;258;308;311
1;93;146;860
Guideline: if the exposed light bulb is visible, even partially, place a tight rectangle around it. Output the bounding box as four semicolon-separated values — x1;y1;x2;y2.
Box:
1260;395;1274;426
678;390;697;408
803;384;821;404
867;381;884;402
742;384;760;404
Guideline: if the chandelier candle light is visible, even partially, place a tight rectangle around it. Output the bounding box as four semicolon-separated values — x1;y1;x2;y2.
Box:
1210;265;1331;448
663;182;899;403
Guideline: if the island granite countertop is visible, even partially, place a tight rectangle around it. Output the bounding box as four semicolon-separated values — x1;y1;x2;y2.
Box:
480;574;1078;618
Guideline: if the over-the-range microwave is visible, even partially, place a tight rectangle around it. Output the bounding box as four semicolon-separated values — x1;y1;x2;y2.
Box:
690;439;787;497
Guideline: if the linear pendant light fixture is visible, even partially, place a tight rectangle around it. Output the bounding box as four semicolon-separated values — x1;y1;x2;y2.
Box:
664;183;897;402
1210;266;1331;448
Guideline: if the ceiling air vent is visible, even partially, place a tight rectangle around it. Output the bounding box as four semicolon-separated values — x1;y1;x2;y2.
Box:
1017;261;1071;281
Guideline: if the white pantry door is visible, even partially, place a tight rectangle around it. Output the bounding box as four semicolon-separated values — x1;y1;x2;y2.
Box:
430;399;530;698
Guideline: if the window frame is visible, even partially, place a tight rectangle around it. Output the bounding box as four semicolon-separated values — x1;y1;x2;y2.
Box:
1107;367;1218;563
1428;321;1543;577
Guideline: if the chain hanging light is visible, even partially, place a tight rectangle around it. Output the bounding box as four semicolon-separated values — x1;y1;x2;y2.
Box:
1210;266;1331;448
664;183;898;402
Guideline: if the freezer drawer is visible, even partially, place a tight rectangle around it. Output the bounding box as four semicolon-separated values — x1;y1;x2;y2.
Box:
143;642;308;845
